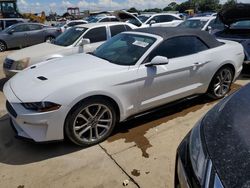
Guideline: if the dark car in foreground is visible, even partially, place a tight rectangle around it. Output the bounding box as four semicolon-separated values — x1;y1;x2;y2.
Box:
175;83;250;188
0;22;62;52
213;4;250;64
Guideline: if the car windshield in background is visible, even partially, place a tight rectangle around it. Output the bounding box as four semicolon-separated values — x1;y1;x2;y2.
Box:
178;19;207;29
88;17;101;23
138;15;151;23
231;20;250;29
55;22;66;27
93;33;156;66
53;27;87;47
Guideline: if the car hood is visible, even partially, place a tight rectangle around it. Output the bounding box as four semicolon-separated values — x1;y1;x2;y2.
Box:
202;83;250;188
7;42;65;61
218;3;250;26
9;53;123;102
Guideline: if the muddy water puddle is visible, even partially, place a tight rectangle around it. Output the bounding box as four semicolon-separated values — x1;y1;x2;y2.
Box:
108;84;242;158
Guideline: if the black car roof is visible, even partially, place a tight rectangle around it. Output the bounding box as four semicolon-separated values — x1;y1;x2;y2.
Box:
133;27;222;48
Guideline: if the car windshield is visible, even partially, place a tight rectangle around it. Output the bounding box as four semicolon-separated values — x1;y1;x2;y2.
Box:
88;17;101;23
55;22;66;27
138;15;151;23
53;27;87;47
231;20;250;29
178;19;207;29
92;33;156;66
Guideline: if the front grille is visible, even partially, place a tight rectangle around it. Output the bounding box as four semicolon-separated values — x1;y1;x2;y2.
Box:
3;58;14;69
6;101;17;118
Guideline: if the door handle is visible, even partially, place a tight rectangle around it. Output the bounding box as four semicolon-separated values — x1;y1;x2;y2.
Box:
193;61;211;66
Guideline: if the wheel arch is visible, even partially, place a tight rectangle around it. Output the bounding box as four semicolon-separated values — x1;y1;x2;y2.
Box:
65;94;123;125
207;62;236;93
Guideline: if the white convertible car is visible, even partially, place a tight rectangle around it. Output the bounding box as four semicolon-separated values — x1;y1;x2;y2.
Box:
4;28;244;146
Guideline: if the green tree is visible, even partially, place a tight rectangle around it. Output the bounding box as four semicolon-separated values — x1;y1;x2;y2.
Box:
127;7;139;13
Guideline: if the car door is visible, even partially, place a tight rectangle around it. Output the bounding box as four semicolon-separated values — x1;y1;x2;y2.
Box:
27;24;45;46
82;26;107;53
136;36;210;111
6;24;30;48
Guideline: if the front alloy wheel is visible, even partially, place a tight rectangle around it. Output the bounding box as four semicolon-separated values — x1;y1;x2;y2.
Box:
65;98;117;146
0;41;6;52
208;67;233;99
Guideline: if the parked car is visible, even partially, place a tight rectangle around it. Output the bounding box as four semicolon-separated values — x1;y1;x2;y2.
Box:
0;22;62;52
56;20;88;32
0;18;26;31
114;11;183;27
3;27;244;146
175;83;250;188
178;16;217;31
87;16;119;23
3;22;136;77
213;4;250;64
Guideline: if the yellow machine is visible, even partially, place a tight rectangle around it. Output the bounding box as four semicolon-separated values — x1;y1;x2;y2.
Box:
22;11;46;23
185;9;195;16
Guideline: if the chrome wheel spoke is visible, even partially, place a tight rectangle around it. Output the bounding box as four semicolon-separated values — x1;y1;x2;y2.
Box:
95;126;100;139
76;114;88;122
89;128;93;141
85;107;94;118
97;124;109;130
79;126;91;137
98;119;112;123
74;122;88;131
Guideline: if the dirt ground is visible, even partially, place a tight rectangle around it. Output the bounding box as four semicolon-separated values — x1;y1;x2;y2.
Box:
0;51;249;188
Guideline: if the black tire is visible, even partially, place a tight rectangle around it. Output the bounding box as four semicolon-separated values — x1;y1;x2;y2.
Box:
45;36;55;42
207;66;234;99
65;97;117;147
0;40;7;52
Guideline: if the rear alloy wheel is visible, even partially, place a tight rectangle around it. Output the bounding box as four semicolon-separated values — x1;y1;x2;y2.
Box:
65;98;117;146
45;36;55;42
208;67;233;99
0;41;6;52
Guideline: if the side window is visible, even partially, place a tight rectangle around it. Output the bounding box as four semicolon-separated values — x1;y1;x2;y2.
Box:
84;27;107;43
124;25;132;31
110;18;119;22
29;24;43;31
159;15;175;22
5;20;18;28
12;24;30;32
99;18;110;22
148;36;208;60
110;25;126;37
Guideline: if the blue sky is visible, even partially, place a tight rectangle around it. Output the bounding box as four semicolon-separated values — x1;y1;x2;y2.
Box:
17;0;250;14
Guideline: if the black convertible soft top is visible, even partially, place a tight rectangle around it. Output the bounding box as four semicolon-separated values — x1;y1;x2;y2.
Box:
133;27;222;48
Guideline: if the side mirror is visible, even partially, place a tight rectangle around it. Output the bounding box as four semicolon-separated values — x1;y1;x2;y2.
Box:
79;38;90;53
79;38;90;46
8;29;14;34
207;26;212;33
145;56;169;67
149;20;156;26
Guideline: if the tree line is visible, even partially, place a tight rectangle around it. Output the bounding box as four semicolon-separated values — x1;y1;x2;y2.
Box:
127;0;238;13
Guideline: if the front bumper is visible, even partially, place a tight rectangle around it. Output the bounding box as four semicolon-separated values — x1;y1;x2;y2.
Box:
3;82;67;142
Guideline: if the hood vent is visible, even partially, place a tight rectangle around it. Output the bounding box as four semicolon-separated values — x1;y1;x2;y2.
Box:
30;66;36;69
37;76;48;81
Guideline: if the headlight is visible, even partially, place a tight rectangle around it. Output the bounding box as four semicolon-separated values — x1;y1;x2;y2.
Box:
21;102;61;112
14;57;30;70
189;120;208;184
